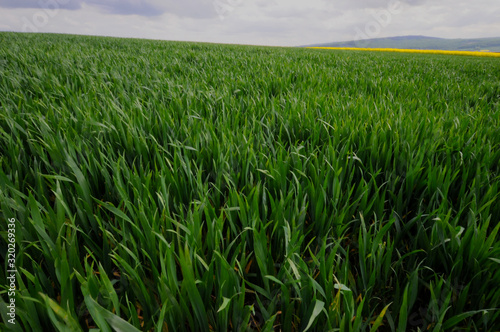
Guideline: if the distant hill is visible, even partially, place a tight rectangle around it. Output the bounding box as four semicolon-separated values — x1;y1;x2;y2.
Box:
307;36;500;52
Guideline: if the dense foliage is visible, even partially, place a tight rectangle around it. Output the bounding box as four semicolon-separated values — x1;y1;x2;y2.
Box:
1;32;499;331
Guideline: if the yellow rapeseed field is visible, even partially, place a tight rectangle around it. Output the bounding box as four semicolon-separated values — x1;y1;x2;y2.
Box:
308;46;500;58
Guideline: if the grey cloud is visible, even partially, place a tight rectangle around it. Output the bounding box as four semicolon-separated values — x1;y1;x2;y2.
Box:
85;0;164;17
0;0;81;10
442;7;500;28
0;0;217;18
399;0;428;6
158;0;216;19
331;0;428;11
86;0;216;18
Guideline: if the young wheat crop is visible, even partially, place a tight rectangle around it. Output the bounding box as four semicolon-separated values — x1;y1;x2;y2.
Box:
0;32;499;331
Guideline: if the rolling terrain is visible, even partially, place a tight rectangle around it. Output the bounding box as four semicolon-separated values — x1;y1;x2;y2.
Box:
308;35;500;52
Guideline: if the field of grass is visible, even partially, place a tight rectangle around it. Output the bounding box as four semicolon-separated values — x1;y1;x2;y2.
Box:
0;32;499;331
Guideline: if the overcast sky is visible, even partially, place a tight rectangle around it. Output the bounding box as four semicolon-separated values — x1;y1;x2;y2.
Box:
0;0;499;46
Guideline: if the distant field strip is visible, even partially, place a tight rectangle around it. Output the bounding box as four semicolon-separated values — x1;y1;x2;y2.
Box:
308;46;500;57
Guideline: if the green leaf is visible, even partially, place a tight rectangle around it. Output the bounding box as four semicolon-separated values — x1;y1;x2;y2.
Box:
264;275;284;286
398;285;409;332
40;174;74;183
442;310;486;329
217;297;231;313
303;300;325;332
333;283;351;292
370;303;392;332
40;293;82;332
84;295;141;332
489;258;500;264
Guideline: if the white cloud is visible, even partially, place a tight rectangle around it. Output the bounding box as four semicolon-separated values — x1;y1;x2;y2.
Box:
0;0;499;46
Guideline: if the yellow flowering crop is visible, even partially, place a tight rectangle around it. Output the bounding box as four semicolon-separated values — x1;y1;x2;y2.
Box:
308;47;500;58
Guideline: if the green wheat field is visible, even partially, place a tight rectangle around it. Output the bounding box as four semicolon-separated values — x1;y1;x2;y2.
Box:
0;32;499;331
